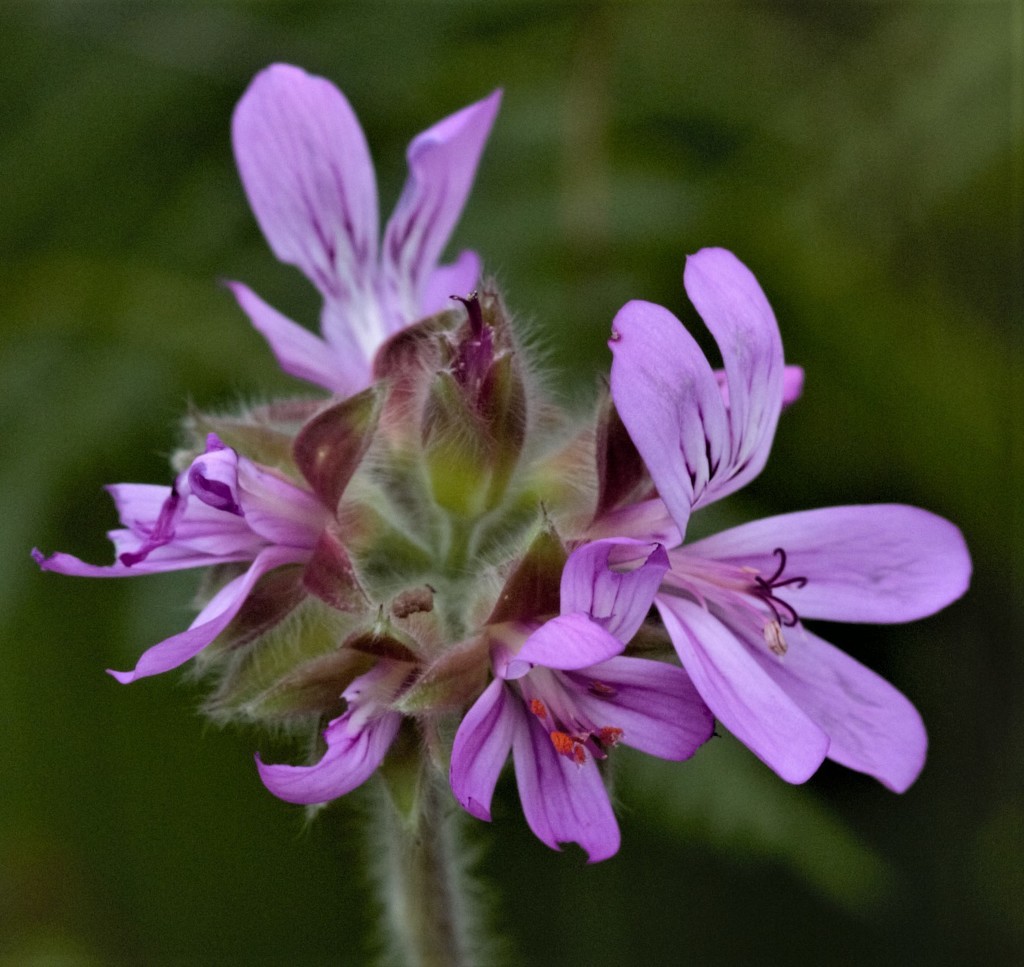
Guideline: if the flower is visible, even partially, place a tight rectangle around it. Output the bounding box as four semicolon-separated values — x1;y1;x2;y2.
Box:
33;434;329;683
256;659;410;804
605;247;971;791
450;538;714;862
228;63;502;396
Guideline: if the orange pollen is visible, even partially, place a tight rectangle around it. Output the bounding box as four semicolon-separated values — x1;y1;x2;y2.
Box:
550;731;587;764
588;680;617;697
598;727;624;747
529;699;548;719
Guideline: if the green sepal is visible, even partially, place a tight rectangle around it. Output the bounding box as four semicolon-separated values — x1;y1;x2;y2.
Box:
395;635;490;714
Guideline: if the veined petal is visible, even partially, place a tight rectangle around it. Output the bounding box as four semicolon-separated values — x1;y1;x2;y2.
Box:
566;655;714;761
609;299;728;539
450;678;516;821
257;707;401;805
226;282;348;394
232;64;379;309
381;90;501;326
686;504;971;623
559;539;668;641
107;545;310;683
656;594;829;783
751;627;927;792
506;612;624;679
420;250;481;317
683;248;783;502
511;709;620;862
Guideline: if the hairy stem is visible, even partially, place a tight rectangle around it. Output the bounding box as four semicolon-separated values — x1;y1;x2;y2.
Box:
375;769;479;967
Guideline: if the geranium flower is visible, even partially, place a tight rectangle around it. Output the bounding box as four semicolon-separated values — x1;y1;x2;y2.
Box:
606;247;971;791
256;659;411;804
450;539;714;862
228;63;501;395
33;434;328;683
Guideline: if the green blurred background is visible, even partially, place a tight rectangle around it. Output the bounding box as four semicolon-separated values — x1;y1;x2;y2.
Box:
2;2;1020;964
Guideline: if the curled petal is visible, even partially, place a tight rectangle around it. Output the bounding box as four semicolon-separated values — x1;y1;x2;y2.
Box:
566;655;714;761
107;545;311;683
505;612;624;680
656;595;829;783
559;538;668;641
511;709;620;862
609;299;727;539
450;678;516;821
257;707;401;805
684;247;784;497
381;90;501;326
749;627;926;792
232;63;379;310
686;504;971;623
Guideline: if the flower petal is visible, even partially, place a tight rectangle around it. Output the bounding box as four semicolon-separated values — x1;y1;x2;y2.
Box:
506;612;625;679
420;249;482;317
686;504;971;623
226;282;350;393
511;709;620;862
683;248;784;501
559;538;668;641
232;64;379;313
751;627;927;792
381;90;501;328
566;655;714;761
256;707;401;805
656;594;829;783
107;545;310;683
609;299;727;539
450;678;516;821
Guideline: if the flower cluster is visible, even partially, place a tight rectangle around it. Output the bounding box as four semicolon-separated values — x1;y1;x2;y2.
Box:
35;64;970;862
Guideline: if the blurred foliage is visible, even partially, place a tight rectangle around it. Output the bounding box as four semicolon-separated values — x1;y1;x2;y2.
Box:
1;2;1020;965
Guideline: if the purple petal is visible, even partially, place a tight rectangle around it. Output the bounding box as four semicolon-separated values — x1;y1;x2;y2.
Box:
566;656;714;761
656;595;829;783
257;707;401;805
226;282;350;393
450;678;516;821
609;299;728;539
683;248;784;501
781;365;804;406
381;90;501;328
586;497;681;546
232;64;379;310
233;456;328;549
686;504;971;623
420;250;482;316
511;709;620;862
559;538;668;641
107;545;310;683
506;612;625;680
751;627;927;792
188;442;243;516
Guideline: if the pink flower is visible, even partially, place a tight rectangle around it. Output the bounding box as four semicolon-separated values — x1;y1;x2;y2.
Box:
228;63;501;395
450;539;714;862
256;660;410;804
33;435;328;683
605;247;971;791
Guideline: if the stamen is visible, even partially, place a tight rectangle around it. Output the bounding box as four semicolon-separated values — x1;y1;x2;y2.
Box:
550;731;586;765
588;680;617;698
764;620;788;656
529;699;548;719
598;727;624;747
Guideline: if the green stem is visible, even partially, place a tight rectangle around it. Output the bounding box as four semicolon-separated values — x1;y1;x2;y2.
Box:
375;769;479;967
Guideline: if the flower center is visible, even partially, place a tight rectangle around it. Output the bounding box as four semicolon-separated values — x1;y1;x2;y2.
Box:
749;547;807;628
526;688;623;766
